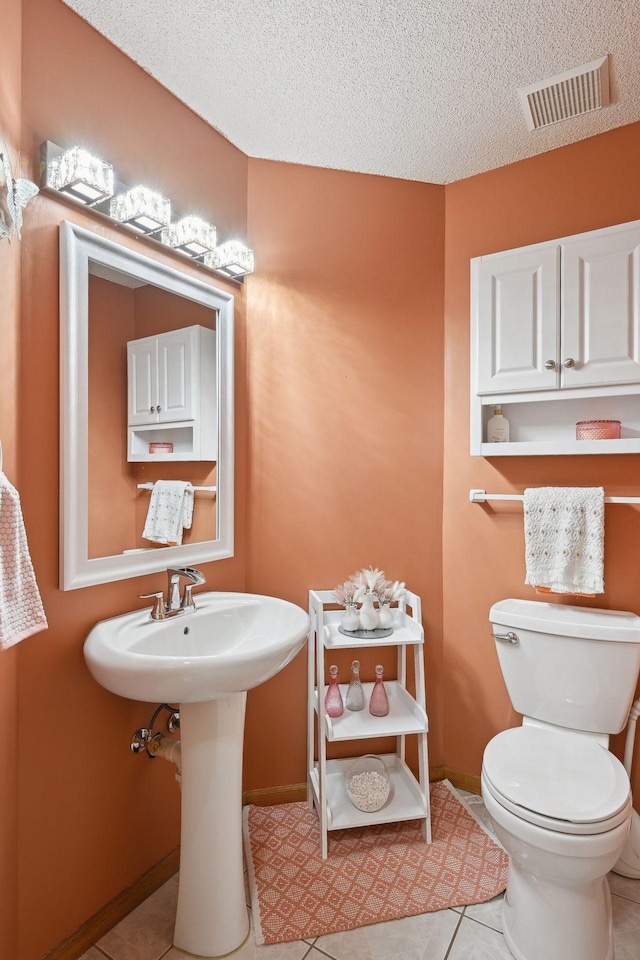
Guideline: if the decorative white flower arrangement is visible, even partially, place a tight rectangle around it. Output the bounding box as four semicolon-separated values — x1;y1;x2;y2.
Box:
334;567;405;635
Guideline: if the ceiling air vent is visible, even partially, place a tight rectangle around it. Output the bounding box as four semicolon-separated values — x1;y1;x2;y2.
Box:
518;55;610;132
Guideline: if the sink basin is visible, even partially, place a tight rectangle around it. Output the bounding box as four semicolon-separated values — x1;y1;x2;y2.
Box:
84;590;310;703
84;589;310;958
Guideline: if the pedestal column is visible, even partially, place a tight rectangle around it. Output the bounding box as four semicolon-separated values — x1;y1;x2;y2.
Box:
173;694;249;957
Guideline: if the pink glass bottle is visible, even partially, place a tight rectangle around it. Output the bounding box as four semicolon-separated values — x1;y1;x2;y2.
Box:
368;664;389;717
324;665;344;718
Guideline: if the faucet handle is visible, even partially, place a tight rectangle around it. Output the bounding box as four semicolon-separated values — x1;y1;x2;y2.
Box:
181;583;196;611
139;591;166;620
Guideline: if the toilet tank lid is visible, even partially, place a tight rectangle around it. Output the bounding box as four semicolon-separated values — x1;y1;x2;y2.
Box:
490;599;640;643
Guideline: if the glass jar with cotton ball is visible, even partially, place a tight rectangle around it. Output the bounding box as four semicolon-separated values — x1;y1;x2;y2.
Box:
346;755;391;812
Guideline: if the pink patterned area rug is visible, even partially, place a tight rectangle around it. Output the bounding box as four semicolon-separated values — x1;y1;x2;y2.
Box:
243;780;508;945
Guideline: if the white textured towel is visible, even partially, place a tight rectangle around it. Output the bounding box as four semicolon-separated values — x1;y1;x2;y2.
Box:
0;472;47;648
523;486;605;594
142;480;194;546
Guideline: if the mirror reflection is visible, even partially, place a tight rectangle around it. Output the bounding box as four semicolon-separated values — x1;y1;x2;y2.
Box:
87;265;217;560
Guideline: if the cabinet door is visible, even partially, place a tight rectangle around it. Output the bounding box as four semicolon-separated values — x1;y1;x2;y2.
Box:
562;224;640;387
474;245;560;394
156;328;196;422
127;337;158;425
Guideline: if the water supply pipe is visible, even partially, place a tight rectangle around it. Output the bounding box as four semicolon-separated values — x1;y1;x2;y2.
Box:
623;699;640;776
613;698;640;878
147;734;182;787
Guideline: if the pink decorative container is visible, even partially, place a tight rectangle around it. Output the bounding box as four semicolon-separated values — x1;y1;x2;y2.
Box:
148;441;173;454
324;665;344;718
575;420;621;440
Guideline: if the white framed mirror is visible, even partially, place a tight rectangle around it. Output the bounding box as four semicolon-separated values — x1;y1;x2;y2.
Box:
60;220;234;590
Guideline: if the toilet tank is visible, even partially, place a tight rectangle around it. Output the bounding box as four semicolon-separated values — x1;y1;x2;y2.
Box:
490;599;640;735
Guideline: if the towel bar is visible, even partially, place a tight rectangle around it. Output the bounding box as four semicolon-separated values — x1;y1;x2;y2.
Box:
137;483;216;493
470;488;640;505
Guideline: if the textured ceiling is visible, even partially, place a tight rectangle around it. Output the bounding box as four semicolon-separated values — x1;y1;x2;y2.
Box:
63;0;640;184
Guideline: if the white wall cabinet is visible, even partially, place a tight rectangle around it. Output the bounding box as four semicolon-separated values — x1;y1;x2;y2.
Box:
127;325;217;461
471;218;640;456
307;589;431;859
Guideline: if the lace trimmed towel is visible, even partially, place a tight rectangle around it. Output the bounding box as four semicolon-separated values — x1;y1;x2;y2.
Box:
142;480;194;546
0;472;48;648
523;486;605;595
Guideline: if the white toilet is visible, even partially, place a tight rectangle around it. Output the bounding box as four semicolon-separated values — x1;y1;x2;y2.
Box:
481;599;640;960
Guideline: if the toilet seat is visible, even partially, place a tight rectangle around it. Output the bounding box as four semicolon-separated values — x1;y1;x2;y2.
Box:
482;726;631;836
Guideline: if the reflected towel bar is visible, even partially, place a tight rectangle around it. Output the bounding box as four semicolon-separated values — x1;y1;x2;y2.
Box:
137;483;216;493
470;489;640;505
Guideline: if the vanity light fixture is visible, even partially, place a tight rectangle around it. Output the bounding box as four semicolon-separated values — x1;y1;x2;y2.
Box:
161;215;217;257
204;240;254;278
110;185;171;234
42;140;253;280
46;146;114;205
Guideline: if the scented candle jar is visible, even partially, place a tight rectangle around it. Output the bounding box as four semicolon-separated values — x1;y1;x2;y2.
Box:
575;420;621;440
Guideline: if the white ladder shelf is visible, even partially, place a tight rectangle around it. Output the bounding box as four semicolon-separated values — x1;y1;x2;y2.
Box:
307;588;431;858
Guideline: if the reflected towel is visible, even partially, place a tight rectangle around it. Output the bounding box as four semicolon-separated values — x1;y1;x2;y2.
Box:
142;480;194;546
0;472;47;648
523;486;605;595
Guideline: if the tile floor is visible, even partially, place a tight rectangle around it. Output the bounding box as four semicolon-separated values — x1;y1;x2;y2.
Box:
80;793;640;960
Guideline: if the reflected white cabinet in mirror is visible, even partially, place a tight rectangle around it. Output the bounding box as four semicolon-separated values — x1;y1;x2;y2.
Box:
60;220;234;590
127;325;217;461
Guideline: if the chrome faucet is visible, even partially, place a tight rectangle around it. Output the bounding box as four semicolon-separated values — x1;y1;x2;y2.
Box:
140;566;206;621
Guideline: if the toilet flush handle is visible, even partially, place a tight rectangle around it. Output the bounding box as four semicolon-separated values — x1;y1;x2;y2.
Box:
491;631;519;645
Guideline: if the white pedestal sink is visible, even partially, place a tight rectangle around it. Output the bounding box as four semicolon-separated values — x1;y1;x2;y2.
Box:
84;591;310;957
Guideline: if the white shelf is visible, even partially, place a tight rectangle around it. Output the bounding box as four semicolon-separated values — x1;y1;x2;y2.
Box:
128;423;214;462
322;615;424;648
315;682;428;741
481;438;640;457
309;755;428;831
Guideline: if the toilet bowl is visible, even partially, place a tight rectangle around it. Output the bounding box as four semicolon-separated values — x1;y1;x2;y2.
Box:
481;726;632;960
482;599;640;960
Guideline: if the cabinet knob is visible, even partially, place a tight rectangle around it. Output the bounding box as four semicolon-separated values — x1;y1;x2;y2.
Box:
149;405;155;413
563;358;575;368
544;360;556;370
157;405;162;413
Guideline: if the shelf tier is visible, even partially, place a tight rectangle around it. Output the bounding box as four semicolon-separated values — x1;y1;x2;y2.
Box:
128;453;210;462
481;438;640;457
322;616;423;649
315;682;428;741
309;754;428;831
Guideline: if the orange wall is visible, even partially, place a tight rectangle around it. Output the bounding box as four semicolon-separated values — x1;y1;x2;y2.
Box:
16;2;248;957
0;0;21;953
245;159;445;790
442;121;640;799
